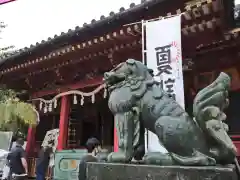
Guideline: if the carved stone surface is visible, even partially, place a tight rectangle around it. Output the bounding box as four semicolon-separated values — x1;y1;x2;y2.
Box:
103;59;237;166
86;162;238;180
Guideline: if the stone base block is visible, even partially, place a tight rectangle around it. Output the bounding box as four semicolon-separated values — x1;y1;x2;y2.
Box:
86;162;238;180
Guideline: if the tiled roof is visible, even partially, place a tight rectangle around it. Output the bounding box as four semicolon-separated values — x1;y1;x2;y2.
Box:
0;0;168;68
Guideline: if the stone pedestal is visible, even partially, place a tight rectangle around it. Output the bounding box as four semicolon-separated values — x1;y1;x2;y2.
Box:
86;162;238;180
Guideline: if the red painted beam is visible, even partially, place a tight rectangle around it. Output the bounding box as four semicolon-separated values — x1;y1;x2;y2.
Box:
57;96;70;150
231;135;240;157
26;126;36;156
31;76;103;98
114;120;118;152
233;141;240;157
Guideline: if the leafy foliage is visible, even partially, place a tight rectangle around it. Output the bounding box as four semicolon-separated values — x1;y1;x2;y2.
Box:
0;87;38;132
0;21;37;133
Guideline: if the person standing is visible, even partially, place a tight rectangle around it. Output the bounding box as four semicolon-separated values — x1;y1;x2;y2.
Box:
78;137;101;180
7;137;28;180
35;146;52;180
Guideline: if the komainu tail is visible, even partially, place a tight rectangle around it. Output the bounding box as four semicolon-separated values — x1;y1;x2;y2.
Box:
193;72;230;122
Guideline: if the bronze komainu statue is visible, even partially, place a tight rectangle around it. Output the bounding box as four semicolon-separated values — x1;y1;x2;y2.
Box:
104;59;237;166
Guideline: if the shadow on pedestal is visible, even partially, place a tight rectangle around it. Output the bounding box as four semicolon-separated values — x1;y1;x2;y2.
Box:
86;162;238;180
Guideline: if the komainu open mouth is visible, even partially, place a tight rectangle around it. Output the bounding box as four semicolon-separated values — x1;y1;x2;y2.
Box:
104;72;126;86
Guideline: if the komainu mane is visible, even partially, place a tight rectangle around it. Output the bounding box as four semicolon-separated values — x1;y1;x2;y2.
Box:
104;59;237;166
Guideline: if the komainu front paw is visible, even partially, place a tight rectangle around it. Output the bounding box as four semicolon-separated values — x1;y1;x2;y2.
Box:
107;152;132;163
142;152;174;165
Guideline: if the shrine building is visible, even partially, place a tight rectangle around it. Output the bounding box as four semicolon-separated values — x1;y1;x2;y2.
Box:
0;0;239;177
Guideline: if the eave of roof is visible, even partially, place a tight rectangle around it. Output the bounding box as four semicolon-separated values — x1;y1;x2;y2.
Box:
0;0;170;68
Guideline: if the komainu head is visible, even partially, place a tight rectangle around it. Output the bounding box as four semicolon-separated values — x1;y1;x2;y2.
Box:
104;59;154;88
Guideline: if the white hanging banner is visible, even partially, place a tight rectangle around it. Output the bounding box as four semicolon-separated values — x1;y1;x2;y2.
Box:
144;15;185;152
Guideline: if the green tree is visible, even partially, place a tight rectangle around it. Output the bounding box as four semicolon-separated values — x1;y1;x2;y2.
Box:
0;21;38;134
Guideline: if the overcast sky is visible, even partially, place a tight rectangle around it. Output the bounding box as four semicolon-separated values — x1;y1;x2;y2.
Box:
0;0;141;49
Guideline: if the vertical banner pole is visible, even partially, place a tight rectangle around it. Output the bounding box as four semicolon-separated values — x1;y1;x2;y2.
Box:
141;20;146;65
141;20;149;152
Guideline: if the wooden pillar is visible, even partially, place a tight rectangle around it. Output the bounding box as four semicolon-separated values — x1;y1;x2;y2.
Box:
113;120;118;152
57;96;70;150
26;126;36;156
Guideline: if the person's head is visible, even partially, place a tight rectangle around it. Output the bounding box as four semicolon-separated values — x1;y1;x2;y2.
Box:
85;137;101;155
16;137;24;146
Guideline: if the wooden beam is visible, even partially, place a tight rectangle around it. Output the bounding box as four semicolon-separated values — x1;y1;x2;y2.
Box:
182;18;220;35
10;40;140;81
183;0;221;22
1;0;221;76
0;25;137;75
31;75;103;98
